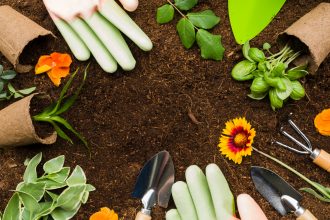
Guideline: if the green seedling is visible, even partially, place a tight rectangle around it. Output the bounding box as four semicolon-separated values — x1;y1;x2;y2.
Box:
231;41;308;111
254;148;330;202
33;67;88;148
0;65;36;101
0;153;95;220
156;0;225;61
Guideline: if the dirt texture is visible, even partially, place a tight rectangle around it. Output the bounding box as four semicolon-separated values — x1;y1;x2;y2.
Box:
0;0;329;220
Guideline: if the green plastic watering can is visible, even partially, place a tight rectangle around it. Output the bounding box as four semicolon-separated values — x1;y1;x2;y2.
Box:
229;0;286;44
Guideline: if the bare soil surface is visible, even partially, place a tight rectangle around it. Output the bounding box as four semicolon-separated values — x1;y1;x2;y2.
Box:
0;0;329;219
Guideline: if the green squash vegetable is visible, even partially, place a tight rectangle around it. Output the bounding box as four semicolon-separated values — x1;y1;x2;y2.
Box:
166;209;182;220
172;181;198;220
186;165;217;220
206;164;235;220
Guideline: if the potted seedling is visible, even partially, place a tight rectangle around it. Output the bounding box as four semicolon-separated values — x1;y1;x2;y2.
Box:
0;67;88;148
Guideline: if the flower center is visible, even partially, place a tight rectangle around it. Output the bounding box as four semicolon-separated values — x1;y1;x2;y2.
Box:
233;132;248;148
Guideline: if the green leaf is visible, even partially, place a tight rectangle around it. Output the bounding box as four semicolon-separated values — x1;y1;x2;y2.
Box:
0;65;3;74
19;182;46;201
23;153;42;183
86;184;96;192
81;191;89;204
50;121;73;144
248;48;265;62
196;29;225;61
18;87;36;95
56;185;86;210
231;60;256;81
43;155;65;174
14;92;23;99
174;0;198;10
269;89;283;111
0;92;7;100
250;77;270;94
242;41;254;62
0;81;4;92
44;167;70;183
1;70;16;80
7;83;16;94
66;166;87;186
35;202;54;218
286;68;308;80
275;78;292;100
156;4;174;24
290;81;305;101
17;191;39;213
2;193;21;220
176;18;196;49
51;205;81;220
37;179;67;190
248;92;267;100
300;188;330;202
51;116;87;147
187;10;220;29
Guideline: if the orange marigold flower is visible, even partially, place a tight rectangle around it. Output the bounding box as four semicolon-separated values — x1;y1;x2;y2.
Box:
90;207;118;220
218;117;256;164
314;108;330;136
35;52;72;87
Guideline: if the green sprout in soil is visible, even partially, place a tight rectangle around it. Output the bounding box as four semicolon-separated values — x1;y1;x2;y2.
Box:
0;65;36;101
0;153;95;220
33;66;88;148
156;0;225;61
254;148;330;202
231;41;308;111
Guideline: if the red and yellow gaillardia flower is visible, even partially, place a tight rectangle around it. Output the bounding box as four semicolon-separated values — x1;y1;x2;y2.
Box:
218;117;256;164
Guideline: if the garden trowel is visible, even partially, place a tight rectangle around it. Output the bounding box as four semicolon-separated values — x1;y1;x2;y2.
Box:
132;150;174;220
229;0;286;44
251;166;318;220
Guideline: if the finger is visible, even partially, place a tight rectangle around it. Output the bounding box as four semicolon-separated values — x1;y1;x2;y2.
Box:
166;209;182;220
99;0;153;51
48;13;90;61
171;181;198;220
69;18;118;73
84;12;136;71
118;0;139;12
237;194;268;220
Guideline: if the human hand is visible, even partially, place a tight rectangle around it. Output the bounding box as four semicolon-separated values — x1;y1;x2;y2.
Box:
43;0;152;73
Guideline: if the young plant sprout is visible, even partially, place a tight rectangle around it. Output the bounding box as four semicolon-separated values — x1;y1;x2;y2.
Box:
0;64;36;101
33;66;88;147
231;41;308;110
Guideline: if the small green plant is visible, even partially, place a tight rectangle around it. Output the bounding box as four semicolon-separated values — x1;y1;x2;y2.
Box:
254;148;330;202
0;153;95;220
0;65;36;101
33;67;88;147
156;0;225;61
231;41;308;111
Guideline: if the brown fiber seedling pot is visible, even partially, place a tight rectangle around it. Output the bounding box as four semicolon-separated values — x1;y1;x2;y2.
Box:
0;6;53;73
277;3;330;74
0;94;57;148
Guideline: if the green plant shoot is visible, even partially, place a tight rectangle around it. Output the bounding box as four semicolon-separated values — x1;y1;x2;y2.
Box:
156;0;224;61
33;66;88;147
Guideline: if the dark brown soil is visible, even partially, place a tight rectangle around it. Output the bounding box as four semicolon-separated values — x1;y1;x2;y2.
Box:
0;1;330;220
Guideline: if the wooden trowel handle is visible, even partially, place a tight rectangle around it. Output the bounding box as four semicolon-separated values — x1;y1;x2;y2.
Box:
135;211;152;220
313;149;330;172
297;209;318;220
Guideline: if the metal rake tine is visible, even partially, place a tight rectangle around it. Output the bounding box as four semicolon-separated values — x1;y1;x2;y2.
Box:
287;117;313;150
279;127;313;154
272;140;310;154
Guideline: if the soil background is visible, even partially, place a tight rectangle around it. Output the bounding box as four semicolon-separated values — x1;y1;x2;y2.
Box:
0;0;329;219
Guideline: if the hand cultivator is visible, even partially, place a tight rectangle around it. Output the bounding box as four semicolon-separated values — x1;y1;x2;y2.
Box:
273;113;330;172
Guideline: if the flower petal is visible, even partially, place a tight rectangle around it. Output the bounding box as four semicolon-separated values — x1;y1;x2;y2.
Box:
51;52;72;67
35;55;53;74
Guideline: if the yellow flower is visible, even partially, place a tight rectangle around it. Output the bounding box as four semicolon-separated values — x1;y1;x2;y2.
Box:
218;117;256;164
90;207;118;220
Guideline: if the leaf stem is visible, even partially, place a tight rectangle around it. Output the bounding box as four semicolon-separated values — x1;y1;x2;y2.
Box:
166;0;199;31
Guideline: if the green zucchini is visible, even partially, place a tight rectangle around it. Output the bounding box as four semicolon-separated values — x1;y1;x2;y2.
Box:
186;165;217;220
206;164;235;220
172;181;198;220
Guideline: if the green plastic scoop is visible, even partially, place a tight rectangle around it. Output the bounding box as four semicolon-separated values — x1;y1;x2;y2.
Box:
229;0;286;44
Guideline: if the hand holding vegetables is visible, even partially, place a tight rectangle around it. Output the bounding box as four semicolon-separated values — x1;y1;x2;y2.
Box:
43;0;152;73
